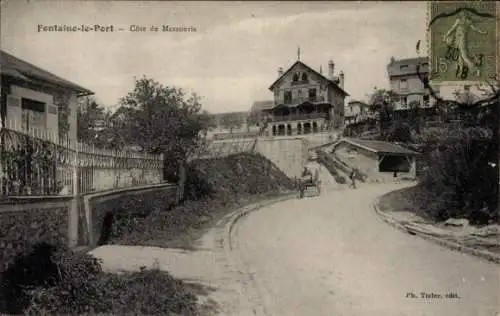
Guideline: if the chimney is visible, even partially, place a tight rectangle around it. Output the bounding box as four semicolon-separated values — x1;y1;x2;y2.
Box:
278;67;284;77
328;60;335;79
339;71;344;88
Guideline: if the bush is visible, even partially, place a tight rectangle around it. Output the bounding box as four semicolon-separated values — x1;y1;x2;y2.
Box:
0;243;199;315
0;242;105;315
415;127;498;224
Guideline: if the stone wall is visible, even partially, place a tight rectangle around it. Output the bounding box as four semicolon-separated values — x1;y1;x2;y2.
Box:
0;184;178;271
0;197;72;271
255;137;308;178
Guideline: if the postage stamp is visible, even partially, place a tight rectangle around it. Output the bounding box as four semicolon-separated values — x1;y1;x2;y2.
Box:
428;1;498;84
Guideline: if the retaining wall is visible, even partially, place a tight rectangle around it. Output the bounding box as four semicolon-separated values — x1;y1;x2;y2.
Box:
255;136;309;178
0;183;178;271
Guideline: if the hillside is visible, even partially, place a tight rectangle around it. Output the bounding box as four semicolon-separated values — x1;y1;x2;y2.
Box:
109;152;295;248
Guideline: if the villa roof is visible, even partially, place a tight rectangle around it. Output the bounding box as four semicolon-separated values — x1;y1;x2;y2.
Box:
0;50;94;95
387;56;429;77
251;100;275;112
268;60;349;96
340;138;420;156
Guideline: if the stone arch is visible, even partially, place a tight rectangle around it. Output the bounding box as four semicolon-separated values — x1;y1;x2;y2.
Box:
303;122;311;134
277;124;286;136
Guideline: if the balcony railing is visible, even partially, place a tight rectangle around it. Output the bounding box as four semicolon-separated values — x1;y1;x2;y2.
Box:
275;95;326;105
268;112;328;122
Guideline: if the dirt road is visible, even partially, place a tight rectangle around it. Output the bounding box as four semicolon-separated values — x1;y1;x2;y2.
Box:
230;183;499;316
91;183;499;315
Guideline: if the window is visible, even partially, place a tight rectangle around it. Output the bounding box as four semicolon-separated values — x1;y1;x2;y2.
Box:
301;73;308;81
400;79;408;90
308;88;317;101
21;98;46;132
284;91;292;104
293;73;299;82
22;98;45;112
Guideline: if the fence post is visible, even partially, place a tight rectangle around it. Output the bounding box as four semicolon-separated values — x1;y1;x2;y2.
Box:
68;139;80;248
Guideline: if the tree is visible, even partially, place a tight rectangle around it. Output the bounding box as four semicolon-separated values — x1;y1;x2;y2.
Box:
386;121;412;143
117;76;213;181
77;96;109;144
368;88;396;139
413;55;499;224
407;100;422;134
219;113;243;133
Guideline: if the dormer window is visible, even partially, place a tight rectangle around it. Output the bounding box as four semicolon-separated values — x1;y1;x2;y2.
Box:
301;73;308;81
293;73;299;82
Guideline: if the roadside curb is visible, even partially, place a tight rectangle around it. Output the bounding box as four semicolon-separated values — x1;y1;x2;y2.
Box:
372;198;500;265
225;192;297;251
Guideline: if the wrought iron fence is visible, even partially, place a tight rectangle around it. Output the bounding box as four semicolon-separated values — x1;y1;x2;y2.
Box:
0;120;164;197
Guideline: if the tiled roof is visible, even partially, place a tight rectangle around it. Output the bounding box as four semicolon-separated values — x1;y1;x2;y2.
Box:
269;61;349;96
0;50;93;95
251;100;275;112
387;56;429;77
342;138;420;155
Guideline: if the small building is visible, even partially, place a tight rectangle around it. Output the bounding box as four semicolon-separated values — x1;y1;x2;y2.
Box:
344;100;375;125
331;138;420;182
261;57;349;136
1;50;94;141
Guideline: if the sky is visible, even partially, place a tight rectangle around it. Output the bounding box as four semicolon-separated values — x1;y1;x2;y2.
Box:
1;1;429;113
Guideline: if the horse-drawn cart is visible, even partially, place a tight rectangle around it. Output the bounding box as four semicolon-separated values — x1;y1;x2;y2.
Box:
297;168;321;198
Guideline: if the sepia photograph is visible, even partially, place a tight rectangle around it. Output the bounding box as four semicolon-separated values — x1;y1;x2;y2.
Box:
0;1;498;315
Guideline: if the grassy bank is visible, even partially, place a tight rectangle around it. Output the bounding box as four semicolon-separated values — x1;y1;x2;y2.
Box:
108;152;295;249
377;186;432;220
315;150;347;184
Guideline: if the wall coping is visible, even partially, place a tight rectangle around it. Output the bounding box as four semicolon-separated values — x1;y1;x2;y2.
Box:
0;195;73;205
83;182;175;202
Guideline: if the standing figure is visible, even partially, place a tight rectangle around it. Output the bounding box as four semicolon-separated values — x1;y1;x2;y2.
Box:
349;169;357;189
443;10;488;78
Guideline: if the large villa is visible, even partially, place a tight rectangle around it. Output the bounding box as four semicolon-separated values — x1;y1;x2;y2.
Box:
252;58;349;137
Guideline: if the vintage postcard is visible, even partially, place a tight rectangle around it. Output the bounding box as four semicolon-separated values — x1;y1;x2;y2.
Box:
0;1;498;316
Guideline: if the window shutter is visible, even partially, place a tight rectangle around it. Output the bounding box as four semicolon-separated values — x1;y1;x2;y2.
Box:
6;95;22;130
46;104;59;142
